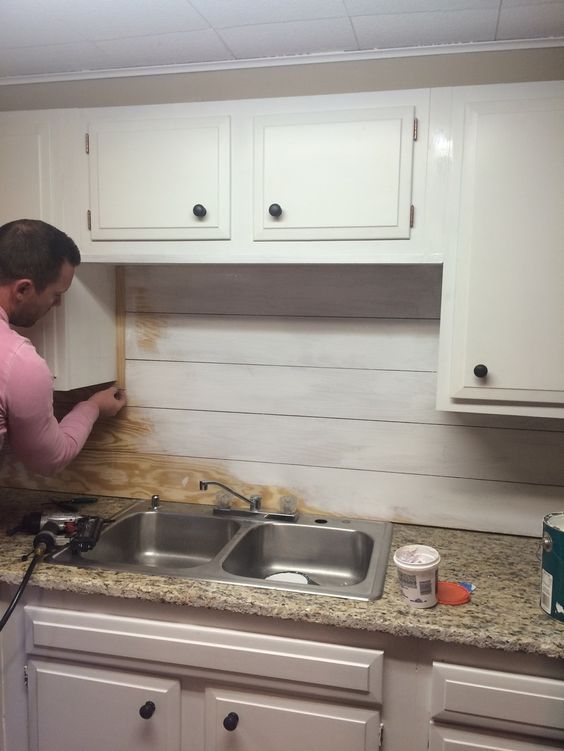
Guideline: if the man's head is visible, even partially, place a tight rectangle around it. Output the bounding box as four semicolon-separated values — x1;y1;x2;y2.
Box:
0;219;81;327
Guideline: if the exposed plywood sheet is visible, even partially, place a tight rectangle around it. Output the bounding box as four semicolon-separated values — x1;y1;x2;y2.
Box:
0;450;559;536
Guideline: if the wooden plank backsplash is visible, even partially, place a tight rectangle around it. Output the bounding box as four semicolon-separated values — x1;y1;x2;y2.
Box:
2;264;562;536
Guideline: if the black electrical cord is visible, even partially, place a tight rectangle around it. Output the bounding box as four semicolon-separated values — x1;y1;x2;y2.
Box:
0;519;60;633
0;547;43;632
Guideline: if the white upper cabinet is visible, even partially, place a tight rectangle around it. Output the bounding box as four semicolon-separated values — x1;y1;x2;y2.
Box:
437;81;564;418
87;114;230;240
253;106;415;241
0;110;117;390
77;89;442;263
0;112;52;225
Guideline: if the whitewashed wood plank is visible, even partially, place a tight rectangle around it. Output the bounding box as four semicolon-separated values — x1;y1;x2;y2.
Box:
93;409;564;487
126;361;442;422
125;360;564;432
126;314;439;371
125;265;442;318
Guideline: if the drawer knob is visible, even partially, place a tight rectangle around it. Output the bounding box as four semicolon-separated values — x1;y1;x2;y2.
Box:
193;204;207;218
139;701;156;719
268;203;283;218
473;364;488;378
223;712;239;731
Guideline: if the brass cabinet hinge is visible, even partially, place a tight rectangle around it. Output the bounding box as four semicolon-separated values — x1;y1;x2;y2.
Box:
413;118;418;141
87;209;92;230
85;133;90;154
410;204;415;228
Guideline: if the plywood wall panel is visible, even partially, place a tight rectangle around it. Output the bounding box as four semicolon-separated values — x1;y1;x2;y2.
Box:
0;450;558;536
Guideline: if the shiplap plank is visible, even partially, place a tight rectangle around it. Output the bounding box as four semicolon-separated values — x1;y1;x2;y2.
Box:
125;360;564;432
126;314;439;371
125;265;442;318
87;409;564;486
0;451;558;536
126;361;443;422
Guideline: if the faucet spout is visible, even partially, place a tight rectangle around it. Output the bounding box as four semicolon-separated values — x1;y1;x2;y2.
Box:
199;480;262;512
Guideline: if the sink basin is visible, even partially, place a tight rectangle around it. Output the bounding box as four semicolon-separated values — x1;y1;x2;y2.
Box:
80;511;240;573
222;523;373;588
47;501;392;600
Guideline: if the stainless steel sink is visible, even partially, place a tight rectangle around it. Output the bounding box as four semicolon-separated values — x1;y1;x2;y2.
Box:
47;501;392;600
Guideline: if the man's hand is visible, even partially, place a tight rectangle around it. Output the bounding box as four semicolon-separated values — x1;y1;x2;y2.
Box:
88;385;127;418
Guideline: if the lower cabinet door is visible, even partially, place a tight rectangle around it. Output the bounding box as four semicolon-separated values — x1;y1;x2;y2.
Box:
429;723;558;751
27;659;181;751
205;687;380;751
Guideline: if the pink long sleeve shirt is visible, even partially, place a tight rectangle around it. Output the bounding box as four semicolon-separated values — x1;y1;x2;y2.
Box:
0;307;99;475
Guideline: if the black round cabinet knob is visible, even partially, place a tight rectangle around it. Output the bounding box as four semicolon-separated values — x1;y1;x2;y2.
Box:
473;364;488;378
193;204;207;218
223;712;239;731
139;701;156;720
268;203;283;218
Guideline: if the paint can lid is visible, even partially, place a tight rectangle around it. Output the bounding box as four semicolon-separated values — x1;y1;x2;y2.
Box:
437;581;471;605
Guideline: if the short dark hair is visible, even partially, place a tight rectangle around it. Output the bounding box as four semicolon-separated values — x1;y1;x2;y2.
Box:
0;219;81;292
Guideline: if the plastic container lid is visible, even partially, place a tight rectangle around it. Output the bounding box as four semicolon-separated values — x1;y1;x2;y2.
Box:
437;581;471;605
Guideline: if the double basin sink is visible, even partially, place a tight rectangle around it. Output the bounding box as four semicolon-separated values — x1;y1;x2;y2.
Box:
48;500;392;601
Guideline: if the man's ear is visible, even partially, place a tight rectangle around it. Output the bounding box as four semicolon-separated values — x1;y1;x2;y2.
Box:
12;279;35;299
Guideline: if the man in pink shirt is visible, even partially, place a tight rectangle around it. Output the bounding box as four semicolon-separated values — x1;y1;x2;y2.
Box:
0;219;126;475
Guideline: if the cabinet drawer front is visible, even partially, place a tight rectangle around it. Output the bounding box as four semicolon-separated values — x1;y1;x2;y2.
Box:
28;659;180;751
429;723;558;751
431;662;564;740
25;606;383;700
205;687;380;751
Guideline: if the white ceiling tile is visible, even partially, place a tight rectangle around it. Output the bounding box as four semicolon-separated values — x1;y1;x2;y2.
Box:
219;18;357;58
345;0;501;14
35;0;208;41
188;0;348;29
0;42;111;78
498;1;564;37
96;29;234;67
352;8;499;48
0;0;85;48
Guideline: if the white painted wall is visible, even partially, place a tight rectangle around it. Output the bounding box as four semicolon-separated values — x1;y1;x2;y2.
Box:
124;265;564;536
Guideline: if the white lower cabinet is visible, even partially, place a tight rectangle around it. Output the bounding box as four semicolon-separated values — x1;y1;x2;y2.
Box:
28;660;180;751
429;724;559;751
429;662;564;751
22;606;383;751
205;687;380;751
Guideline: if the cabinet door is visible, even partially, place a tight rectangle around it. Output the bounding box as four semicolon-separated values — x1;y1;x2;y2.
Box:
0;113;52;225
88;114;230;240
205;687;380;751
439;84;564;415
254;107;415;241
429;723;558;751
20;265;117;390
27;659;180;751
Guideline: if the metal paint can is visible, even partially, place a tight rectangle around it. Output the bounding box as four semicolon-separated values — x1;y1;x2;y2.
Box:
540;512;564;622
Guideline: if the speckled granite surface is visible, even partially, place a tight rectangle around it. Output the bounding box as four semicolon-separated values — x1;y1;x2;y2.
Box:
0;489;561;660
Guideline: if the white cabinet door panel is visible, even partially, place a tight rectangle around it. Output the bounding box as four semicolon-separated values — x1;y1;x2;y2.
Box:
0;115;51;225
28;659;180;751
205;687;380;751
89;115;230;240
254;107;415;241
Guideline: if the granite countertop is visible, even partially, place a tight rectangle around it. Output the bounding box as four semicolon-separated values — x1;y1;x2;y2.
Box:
0;489;561;660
